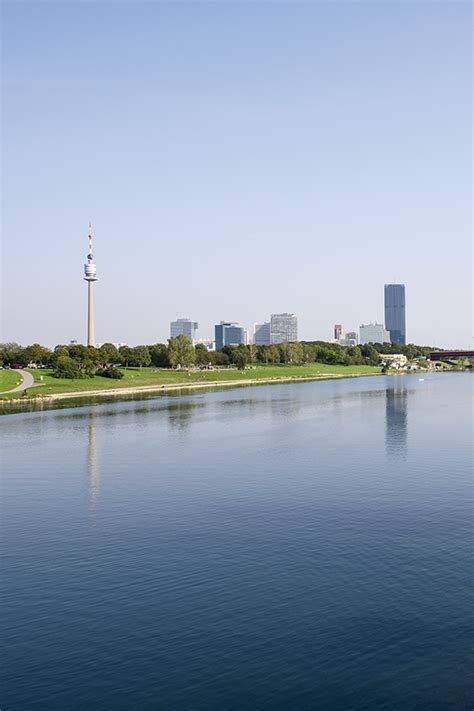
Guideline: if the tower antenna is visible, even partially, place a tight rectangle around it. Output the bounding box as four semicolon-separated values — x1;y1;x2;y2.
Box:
88;222;93;258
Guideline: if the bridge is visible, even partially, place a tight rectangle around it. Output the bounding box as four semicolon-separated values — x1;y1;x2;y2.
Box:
429;350;474;361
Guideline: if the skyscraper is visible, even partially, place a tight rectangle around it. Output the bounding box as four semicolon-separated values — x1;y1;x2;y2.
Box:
334;324;344;341
270;313;298;344
384;284;406;345
253;322;271;346
170;318;198;343
84;224;98;347
215;322;248;350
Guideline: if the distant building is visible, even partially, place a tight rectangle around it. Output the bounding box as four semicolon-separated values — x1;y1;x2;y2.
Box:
334;324;344;341
359;323;390;345
195;338;215;351
253;322;271;346
270;313;298;344
384;284;406;346
381;354;408;369
345;331;358;346
215;322;248;350
170;318;199;344
96;342;128;349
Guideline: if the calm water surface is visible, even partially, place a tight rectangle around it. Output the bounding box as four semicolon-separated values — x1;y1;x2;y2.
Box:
2;374;473;710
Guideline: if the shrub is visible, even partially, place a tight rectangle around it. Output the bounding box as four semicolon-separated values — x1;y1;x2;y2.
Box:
53;355;82;379
96;366;124;380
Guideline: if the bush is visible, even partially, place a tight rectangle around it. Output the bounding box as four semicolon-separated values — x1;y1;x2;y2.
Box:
96;366;124;380
53;355;82;379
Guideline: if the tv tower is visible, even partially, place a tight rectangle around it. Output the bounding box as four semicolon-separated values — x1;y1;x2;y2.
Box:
84;223;98;347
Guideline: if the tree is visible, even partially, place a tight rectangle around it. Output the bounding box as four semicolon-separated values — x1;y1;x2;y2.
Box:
360;344;380;366
214;351;230;366
314;345;338;364
51;346;69;368
53;355;81;379
222;345;237;363
195;343;211;367
22;343;52;367
167;335;195;369
268;345;280;364
0;342;23;365
301;343;315;364
130;345;151;368
86;346;101;366
149;343;170;368
118;345;134;367
256;345;270;364
98;343;120;367
234;346;249;371
279;342;292;364
346;346;363;365
69;344;90;365
52;344;95;377
247;344;257;364
287;342;304;364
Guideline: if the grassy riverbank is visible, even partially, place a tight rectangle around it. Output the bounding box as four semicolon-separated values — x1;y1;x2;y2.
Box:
0;369;23;392
0;363;381;402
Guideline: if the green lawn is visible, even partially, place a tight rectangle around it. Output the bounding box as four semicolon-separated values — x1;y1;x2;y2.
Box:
0;363;380;400
0;369;25;392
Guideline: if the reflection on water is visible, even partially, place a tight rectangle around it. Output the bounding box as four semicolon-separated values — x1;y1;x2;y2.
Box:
167;400;206;432
385;386;408;458
86;409;99;520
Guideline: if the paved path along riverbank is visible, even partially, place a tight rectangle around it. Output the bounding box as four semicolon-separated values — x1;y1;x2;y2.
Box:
0;370;37;394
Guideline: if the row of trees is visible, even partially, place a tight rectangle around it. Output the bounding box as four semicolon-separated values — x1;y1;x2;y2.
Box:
0;338;437;378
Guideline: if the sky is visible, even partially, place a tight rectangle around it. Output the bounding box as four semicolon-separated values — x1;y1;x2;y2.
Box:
2;0;472;348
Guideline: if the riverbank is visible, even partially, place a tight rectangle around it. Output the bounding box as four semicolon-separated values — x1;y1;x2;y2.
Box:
0;364;382;410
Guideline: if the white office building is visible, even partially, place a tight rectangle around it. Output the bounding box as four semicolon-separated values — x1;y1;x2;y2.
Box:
270;313;298;344
359;323;390;345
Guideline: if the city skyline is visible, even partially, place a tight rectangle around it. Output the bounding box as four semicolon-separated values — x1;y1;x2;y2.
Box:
2;2;471;348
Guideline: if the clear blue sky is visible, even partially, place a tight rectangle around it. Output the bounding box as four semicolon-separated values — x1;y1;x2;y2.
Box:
2;1;472;347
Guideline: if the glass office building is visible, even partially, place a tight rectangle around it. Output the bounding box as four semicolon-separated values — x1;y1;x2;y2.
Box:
384;284;406;346
270;313;298;344
170;318;198;343
215;322;247;350
253;322;271;346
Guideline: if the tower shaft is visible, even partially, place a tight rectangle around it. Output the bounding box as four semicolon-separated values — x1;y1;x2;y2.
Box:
87;280;95;347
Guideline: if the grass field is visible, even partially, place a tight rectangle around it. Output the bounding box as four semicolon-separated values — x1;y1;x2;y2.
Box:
0;369;25;392
0;363;381;401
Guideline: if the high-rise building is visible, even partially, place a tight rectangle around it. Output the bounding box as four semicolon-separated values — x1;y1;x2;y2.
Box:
384;284;406;345
83;224;98;347
253;322;271;346
170;318;199;343
334;324;344;341
359;323;390;345
215;322;248;350
270;313;298;344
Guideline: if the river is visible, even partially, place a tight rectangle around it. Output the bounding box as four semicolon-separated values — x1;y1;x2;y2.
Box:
2;373;472;709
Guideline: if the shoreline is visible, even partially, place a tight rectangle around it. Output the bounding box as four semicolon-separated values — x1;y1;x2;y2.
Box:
0;371;383;409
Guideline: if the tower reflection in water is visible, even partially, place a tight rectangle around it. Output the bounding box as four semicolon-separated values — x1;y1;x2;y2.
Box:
86;409;99;520
385;386;408;458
